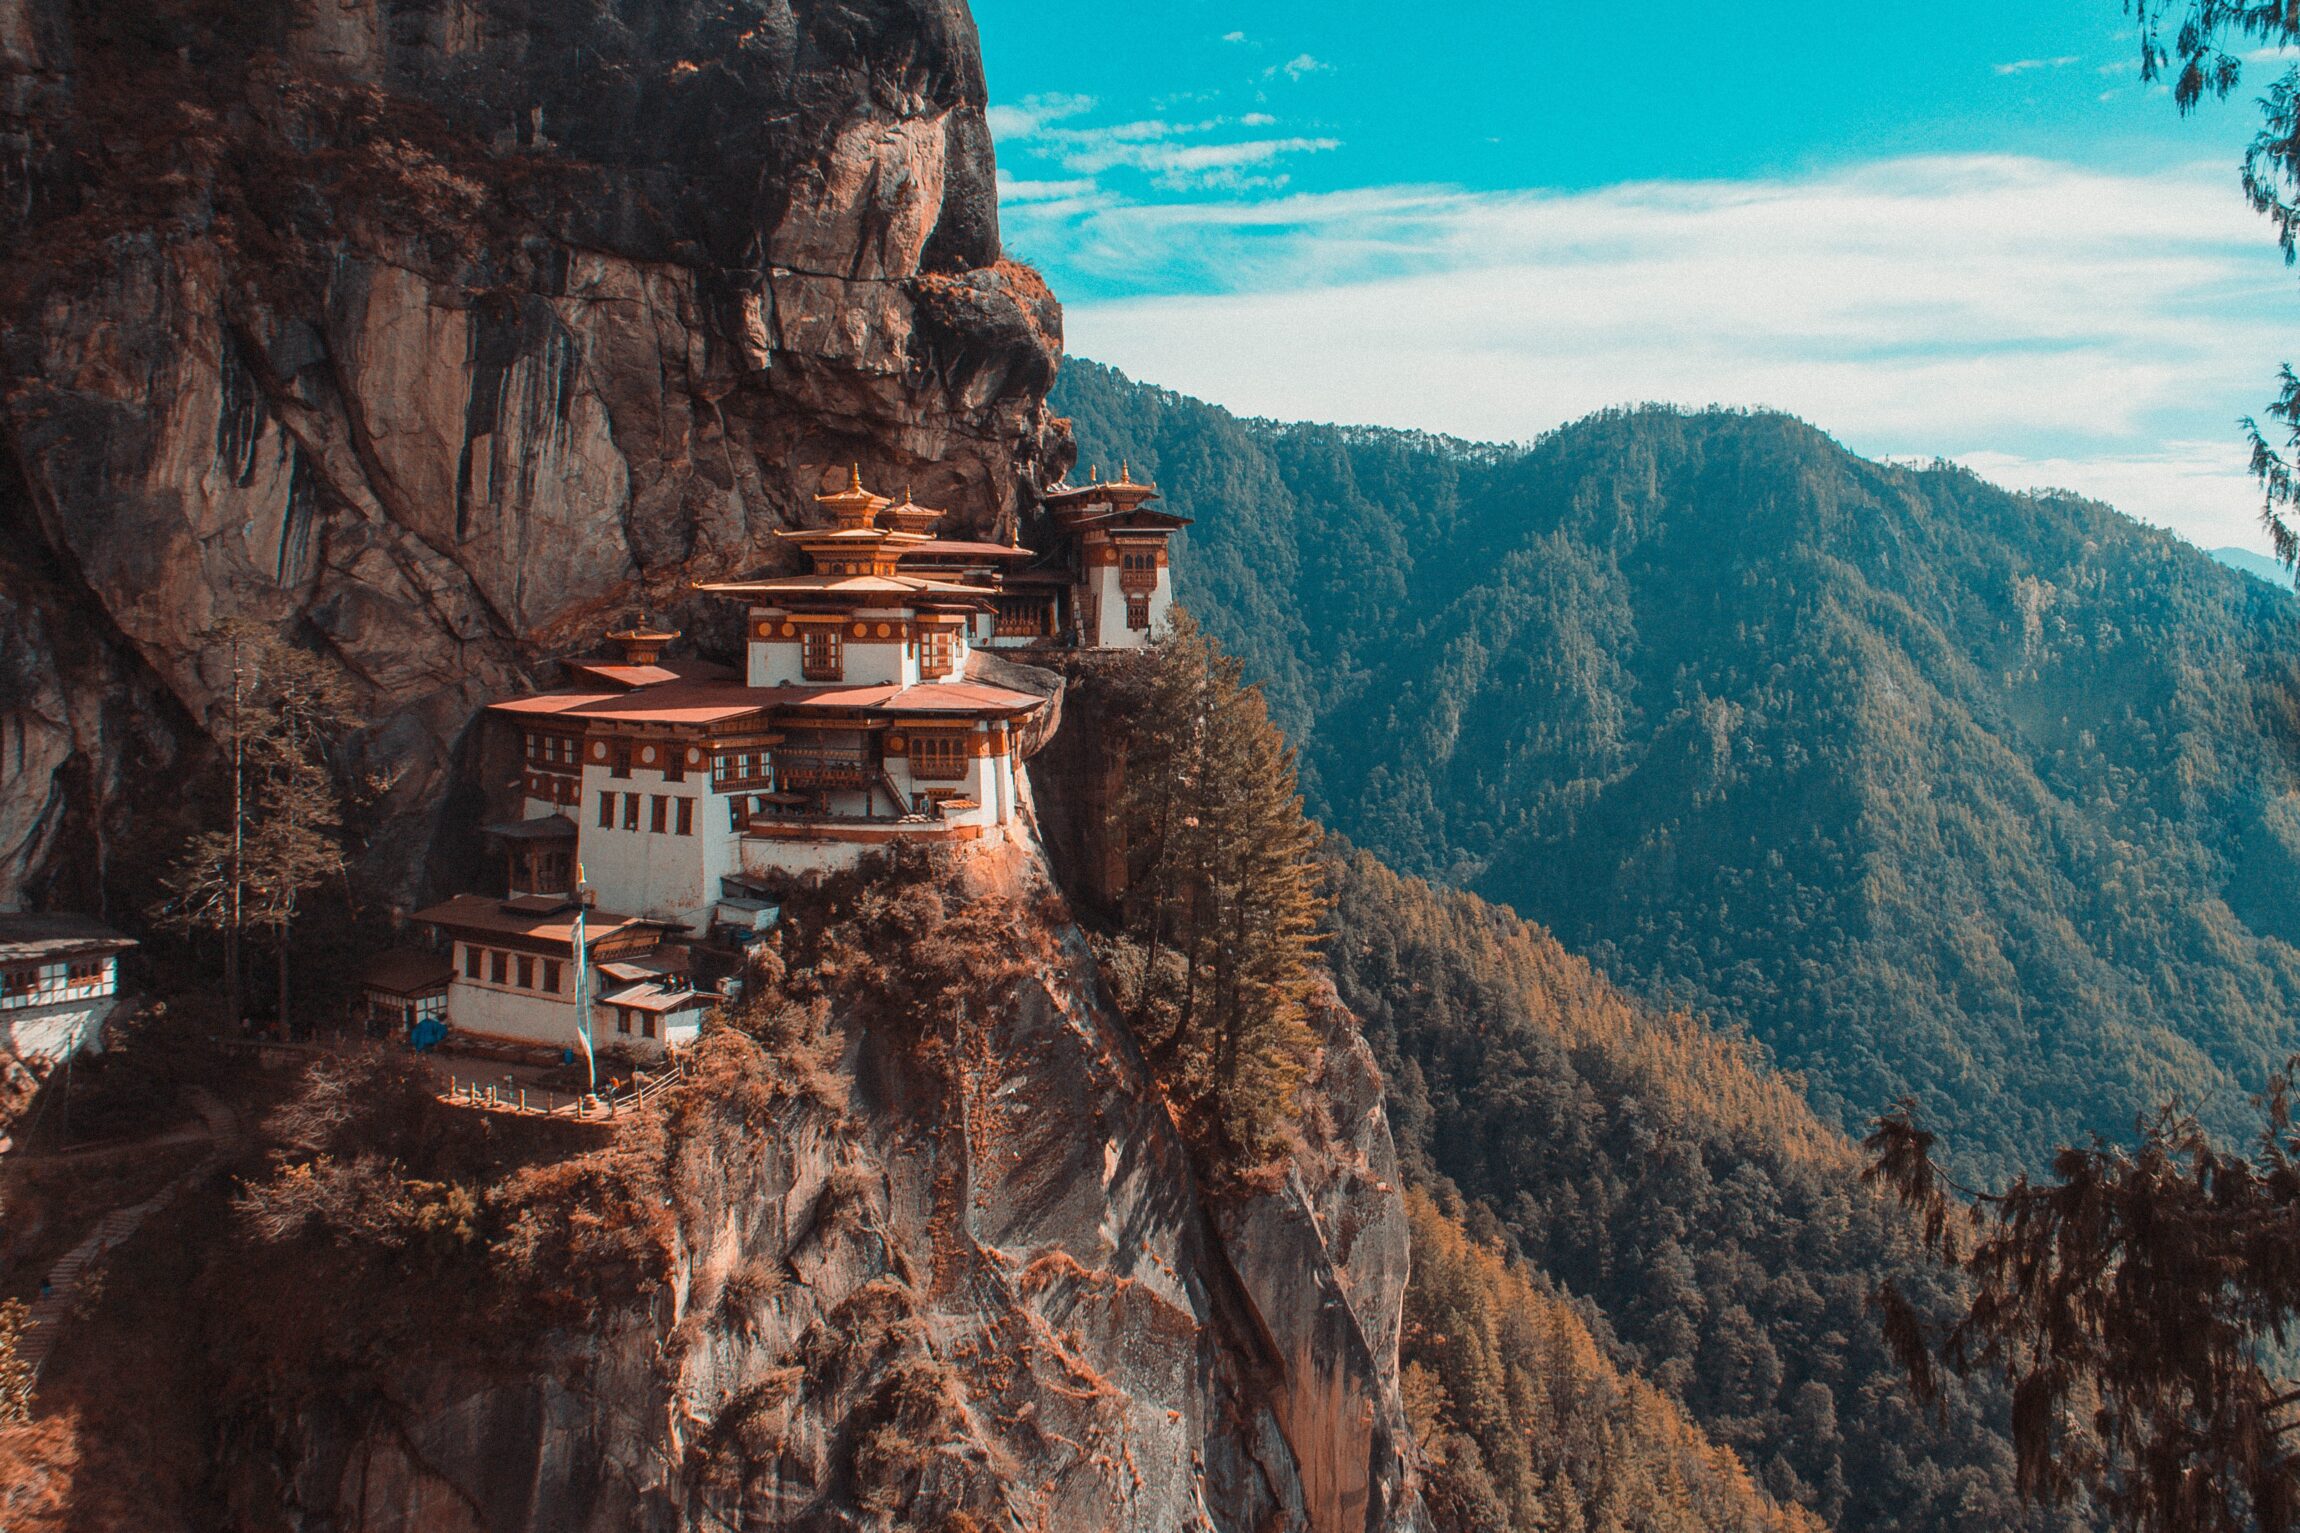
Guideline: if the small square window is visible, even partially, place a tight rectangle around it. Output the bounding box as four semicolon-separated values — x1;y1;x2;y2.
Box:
802;629;842;680
517;955;535;989
543;959;561;994
465;945;482;979
489;951;508;985
642;1012;657;1040
617;1008;632;1036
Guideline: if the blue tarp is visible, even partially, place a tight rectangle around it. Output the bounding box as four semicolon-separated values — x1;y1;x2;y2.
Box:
409;1017;448;1052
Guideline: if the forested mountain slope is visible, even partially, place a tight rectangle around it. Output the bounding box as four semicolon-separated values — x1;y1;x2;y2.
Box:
1329;853;2077;1533
1055;358;2300;1175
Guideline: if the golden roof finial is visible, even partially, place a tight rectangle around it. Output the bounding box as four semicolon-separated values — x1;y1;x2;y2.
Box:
1089;463;1099;482
1119;459;1132;484
849;462;864;492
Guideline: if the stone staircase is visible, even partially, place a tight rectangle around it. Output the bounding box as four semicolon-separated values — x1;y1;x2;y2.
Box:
15;1088;239;1381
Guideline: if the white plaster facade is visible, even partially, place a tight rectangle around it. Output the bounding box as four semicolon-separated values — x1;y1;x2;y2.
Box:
565;763;738;935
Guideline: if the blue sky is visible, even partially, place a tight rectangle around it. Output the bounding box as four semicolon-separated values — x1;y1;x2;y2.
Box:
974;0;2300;552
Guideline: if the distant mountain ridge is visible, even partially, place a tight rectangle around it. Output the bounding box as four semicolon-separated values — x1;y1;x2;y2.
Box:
1054;358;2300;1175
2212;545;2296;590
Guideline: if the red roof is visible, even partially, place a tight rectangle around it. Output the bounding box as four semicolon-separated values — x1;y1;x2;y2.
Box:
489;683;778;727
894;540;1034;561
413;893;668;947
488;676;1048;729
693;573;997;599
562;658;735;691
361;948;454;996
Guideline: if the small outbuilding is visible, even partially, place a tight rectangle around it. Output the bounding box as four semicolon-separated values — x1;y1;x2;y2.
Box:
360;949;454;1042
0;913;138;1061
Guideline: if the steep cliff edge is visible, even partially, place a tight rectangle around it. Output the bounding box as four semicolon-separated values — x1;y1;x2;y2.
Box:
0;0;1067;909
21;843;1423;1532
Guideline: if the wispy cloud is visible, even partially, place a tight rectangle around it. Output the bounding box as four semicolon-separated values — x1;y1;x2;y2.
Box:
986;93;1095;142
1994;55;2081;76
1002;156;2295;551
992;96;1341;194
1271;52;1330;81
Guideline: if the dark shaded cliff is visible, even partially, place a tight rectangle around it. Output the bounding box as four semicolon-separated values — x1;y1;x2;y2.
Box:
0;0;1069;911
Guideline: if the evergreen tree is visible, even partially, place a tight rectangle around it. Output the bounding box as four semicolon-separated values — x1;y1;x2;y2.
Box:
153;620;364;1029
1104;609;1326;1173
1869;1087;2300;1533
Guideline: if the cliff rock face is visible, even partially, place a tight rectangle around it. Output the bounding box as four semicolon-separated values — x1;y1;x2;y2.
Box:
0;0;1067;909
234;844;1423;1532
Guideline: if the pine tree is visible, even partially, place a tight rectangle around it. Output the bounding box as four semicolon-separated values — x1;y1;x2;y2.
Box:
1108;609;1326;1173
154;620;364;1029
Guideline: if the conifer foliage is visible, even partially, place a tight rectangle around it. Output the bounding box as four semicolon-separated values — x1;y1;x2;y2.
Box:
1099;609;1327;1176
1868;1086;2300;1533
151;619;367;1027
1402;1189;1824;1533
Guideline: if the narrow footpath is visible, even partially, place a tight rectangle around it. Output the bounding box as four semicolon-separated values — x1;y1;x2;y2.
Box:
16;1088;240;1382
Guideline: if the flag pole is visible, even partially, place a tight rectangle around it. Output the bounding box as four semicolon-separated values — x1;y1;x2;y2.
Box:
572;867;597;1094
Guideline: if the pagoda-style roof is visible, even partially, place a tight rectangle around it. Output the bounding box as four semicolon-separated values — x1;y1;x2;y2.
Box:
815;465;891;529
695;572;998;602
489;676;1047;728
413;892;669;947
879;492;946;536
893;539;1034;562
562;657;735;692
489;683;780;728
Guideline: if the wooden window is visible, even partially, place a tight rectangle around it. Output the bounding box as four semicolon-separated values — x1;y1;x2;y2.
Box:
3;968;34;998
730;796;747;832
642;1012;657;1040
664;751;685;783
610;741;632;779
1125;594;1152;630
598;792;615;829
543;960;561;994
67;959;101;983
650;795;669;834
801;629;842;680
517;955;535;989
617;1008;632;1036
465;945;482;979
622;793;640;830
676;798;694;836
910;733;971;781
920;629;955;677
489;950;508;985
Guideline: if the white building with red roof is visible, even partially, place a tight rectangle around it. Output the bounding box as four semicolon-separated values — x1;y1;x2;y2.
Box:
412;471;1075;1056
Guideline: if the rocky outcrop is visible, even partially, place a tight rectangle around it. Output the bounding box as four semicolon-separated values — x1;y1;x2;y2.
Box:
229;844;1423;1532
0;0;1069;909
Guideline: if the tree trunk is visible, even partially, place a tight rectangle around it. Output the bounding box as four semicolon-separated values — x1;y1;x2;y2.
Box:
276;921;290;1038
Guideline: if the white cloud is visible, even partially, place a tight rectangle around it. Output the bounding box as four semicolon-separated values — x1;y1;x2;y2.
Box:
1270;52;1330;81
1995;55;2081;75
991;101;1341;194
984;93;1095;142
994;171;1101;204
1222;29;1248;43
1950;445;2270;551
1004;156;2298;551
